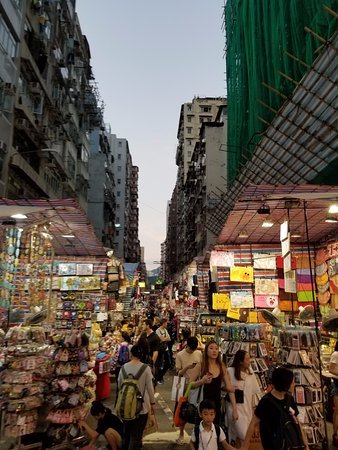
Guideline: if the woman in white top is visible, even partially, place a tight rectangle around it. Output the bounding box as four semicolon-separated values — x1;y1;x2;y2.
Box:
226;350;261;447
329;341;338;444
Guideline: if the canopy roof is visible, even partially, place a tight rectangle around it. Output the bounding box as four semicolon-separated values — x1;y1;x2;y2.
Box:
217;184;338;245
0;198;106;257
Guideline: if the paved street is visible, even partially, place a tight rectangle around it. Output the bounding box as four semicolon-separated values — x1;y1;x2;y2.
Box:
143;368;193;450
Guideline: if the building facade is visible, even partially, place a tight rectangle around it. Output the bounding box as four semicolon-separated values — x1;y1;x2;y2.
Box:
0;0;101;211
166;97;225;279
87;124;116;249
110;134;140;262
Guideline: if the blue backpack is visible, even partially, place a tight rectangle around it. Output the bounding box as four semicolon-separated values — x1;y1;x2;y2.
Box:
118;344;130;365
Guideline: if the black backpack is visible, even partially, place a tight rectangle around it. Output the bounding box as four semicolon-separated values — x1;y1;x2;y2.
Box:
267;394;305;450
193;424;221;450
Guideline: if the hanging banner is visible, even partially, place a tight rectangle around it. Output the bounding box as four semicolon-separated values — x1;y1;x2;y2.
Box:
230;291;254;309
212;293;230;310
230;266;254;283
280;221;289;241
210;251;235;268
255;278;279;295
253;253;276;270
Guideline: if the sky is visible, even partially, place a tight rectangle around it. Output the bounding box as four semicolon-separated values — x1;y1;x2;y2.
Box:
76;1;226;270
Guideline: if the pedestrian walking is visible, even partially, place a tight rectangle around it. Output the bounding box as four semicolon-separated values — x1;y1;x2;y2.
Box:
241;366;309;450
117;344;156;450
192;340;236;426
190;399;235;450
156;318;171;384
226;350;261;447
175;336;202;445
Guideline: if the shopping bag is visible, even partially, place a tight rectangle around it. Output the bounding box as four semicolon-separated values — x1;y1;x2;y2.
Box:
173;383;193;427
143;413;158;437
171;376;185;402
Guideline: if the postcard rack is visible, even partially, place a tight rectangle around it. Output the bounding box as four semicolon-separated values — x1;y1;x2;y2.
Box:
275;327;325;446
218;323;272;393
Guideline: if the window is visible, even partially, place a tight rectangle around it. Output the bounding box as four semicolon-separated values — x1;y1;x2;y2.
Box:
116;204;120;209
200;106;211;113
0;16;17;58
187;151;192;157
187;104;192;111
116;217;120;222
118;153;121;159
187;115;193;123
118;141;122;147
117;191;120;197
117;178;121;184
115;230;119;236
117;166;121;172
187;127;192;134
187;140;192;146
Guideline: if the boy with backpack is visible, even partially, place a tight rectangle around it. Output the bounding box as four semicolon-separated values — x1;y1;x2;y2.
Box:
117;343;155;450
190;400;235;450
241;367;309;450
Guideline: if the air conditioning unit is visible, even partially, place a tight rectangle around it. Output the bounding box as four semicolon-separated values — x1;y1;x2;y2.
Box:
29;82;41;94
0;141;7;152
16;118;29;129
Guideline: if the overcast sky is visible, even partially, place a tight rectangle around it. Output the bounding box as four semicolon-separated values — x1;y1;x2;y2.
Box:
76;1;226;270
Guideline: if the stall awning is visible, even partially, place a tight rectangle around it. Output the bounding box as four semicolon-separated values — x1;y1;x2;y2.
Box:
0;198;107;256
217;184;338;245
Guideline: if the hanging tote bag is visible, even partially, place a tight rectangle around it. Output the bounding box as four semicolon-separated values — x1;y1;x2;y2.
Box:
173;382;193;427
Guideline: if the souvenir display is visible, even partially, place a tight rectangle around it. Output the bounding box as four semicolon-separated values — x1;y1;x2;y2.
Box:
1;326;51;438
198;313;227;343
273;328;325;445
46;330;96;446
217;323;271;392
55;292;103;330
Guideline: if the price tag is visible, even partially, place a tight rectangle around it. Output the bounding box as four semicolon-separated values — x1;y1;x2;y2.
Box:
212;293;230;310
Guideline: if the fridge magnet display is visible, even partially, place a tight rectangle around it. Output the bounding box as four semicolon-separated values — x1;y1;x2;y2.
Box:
58;263;76;276
76;264;93;276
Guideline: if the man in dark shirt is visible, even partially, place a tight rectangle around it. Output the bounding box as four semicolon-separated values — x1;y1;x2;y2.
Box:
142;319;160;366
80;401;122;450
241;367;309;450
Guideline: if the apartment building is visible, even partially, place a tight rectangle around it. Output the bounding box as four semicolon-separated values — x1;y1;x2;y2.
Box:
110;134;140;262
0;0;100;211
87;123;116;249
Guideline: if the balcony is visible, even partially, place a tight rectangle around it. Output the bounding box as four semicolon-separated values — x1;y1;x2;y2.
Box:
10;152;58;197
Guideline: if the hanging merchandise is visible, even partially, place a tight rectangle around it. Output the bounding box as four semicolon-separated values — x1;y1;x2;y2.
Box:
230;266;254;283
1;326;51;438
209;251;235;268
46;330;96;446
273;328;325;446
218;322;271;392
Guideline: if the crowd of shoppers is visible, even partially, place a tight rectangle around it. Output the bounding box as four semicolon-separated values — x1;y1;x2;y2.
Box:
78;295;312;450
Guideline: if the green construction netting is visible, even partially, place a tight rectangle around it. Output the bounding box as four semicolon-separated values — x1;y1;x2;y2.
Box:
225;0;338;187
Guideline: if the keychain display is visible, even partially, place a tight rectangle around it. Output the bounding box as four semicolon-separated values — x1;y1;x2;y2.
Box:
55;292;103;330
